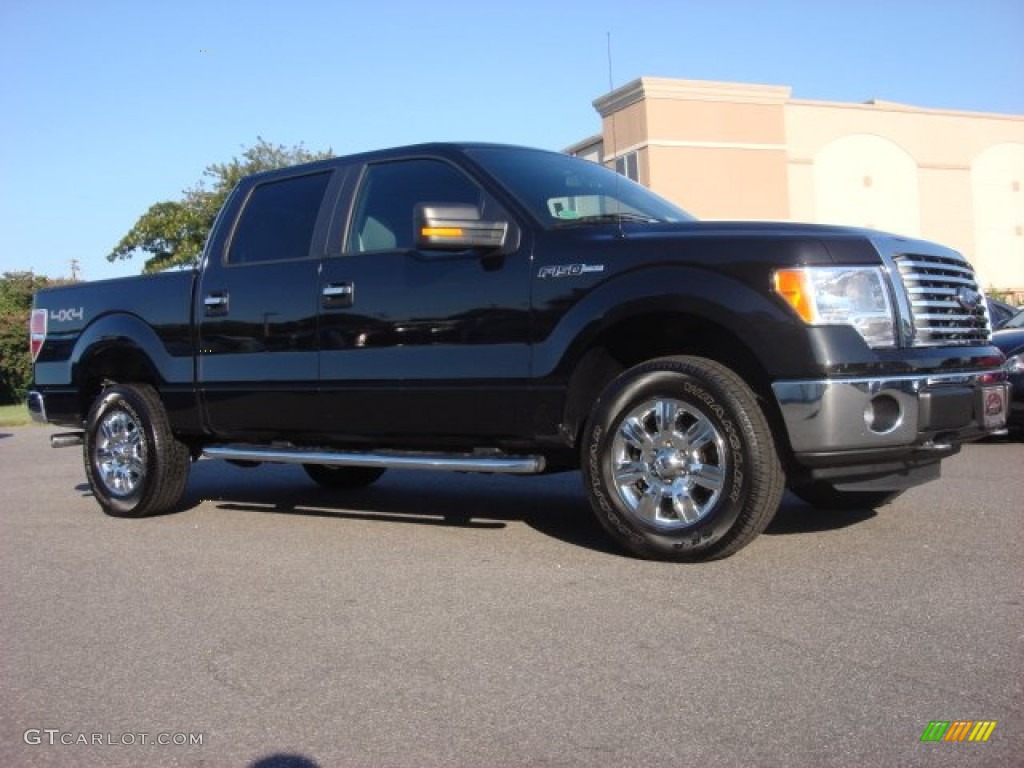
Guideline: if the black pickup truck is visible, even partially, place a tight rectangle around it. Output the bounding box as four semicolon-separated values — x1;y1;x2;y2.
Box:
28;143;1010;560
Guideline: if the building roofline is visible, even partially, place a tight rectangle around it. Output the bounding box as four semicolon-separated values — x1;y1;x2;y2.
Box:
592;76;1023;123
594;76;792;116
564;133;603;155
787;97;1024;122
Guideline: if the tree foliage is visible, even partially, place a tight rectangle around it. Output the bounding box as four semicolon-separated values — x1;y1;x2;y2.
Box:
0;271;75;404
108;138;333;273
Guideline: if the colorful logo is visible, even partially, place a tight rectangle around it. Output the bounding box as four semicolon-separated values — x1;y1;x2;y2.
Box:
920;720;997;742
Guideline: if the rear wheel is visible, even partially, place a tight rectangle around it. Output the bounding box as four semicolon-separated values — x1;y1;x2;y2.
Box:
582;356;784;561
303;464;386;490
790;482;904;510
84;383;190;517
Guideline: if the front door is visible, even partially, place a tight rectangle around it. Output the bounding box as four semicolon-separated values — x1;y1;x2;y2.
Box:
317;156;533;441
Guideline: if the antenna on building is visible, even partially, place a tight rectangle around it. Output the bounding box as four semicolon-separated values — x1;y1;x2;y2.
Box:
606;32;625;238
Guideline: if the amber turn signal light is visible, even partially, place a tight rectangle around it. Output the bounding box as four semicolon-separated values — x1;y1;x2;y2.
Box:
773;269;815;323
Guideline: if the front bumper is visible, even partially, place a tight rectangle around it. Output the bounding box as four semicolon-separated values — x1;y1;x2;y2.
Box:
774;370;1009;485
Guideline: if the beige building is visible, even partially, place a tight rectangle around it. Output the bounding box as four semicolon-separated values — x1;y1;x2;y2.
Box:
567;77;1024;298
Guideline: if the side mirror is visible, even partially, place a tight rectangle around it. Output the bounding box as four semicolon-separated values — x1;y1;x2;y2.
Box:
414;203;507;251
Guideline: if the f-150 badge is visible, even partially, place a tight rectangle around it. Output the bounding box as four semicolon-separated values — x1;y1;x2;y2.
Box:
538;264;605;279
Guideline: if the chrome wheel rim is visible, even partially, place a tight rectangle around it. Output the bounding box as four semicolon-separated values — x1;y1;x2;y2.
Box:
94;409;146;497
610;397;728;529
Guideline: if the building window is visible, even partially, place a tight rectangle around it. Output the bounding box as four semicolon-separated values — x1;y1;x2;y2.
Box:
614;152;639;182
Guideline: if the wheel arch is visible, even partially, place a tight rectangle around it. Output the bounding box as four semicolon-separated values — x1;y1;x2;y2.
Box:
77;342;160;418
561;310;794;464
70;313;183;419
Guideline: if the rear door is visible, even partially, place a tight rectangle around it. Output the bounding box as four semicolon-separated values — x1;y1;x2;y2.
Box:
197;167;339;436
317;155;534;439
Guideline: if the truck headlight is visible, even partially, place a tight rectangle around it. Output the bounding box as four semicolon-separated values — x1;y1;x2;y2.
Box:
774;267;896;348
1006;353;1024;374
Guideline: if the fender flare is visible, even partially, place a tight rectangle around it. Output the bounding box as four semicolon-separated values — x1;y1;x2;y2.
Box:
533;264;811;379
70;312;192;389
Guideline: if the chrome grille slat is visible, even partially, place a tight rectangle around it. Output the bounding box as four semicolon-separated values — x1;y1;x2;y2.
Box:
894;252;991;347
914;312;977;322
905;274;977;287
898;259;974;275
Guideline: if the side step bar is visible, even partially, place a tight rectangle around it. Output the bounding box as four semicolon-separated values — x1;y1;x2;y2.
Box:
51;432;85;448
203;444;546;475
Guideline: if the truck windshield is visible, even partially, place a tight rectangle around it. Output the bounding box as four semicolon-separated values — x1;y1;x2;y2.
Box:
467;147;695;228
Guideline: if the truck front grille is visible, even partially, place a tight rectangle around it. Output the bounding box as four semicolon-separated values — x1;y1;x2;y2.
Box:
894;253;991;346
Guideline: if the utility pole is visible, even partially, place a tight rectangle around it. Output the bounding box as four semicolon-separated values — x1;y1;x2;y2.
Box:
70;258;80;281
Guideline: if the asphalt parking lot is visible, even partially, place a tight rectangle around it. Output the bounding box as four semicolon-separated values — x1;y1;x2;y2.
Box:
1;426;1021;767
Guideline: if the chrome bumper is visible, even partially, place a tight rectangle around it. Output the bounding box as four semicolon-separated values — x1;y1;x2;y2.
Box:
26;390;47;424
773;371;1009;455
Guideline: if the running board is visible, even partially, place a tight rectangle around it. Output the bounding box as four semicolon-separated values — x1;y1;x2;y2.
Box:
202;444;546;475
51;432;85;448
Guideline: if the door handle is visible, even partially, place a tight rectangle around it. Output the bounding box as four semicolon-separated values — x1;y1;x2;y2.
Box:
203;292;229;316
322;282;354;308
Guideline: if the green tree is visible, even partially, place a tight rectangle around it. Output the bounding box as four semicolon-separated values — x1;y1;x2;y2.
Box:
108;138;333;273
0;271;73;404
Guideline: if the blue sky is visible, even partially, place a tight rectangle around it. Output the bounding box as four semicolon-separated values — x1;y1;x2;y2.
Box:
2;0;1022;282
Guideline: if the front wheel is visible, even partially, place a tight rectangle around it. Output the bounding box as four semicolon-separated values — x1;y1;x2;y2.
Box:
582;356;784;561
84;383;191;517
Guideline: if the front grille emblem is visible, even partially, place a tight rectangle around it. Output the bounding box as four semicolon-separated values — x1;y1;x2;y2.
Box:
956;287;983;312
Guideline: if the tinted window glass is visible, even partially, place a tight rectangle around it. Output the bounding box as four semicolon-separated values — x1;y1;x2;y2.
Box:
228;171;331;264
349;159;485;253
468;147;692;227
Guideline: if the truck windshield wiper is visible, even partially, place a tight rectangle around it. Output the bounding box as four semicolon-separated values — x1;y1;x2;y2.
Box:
553;212;660;227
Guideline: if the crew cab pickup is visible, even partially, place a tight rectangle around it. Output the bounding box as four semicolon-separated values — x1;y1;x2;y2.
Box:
27;143;1010;560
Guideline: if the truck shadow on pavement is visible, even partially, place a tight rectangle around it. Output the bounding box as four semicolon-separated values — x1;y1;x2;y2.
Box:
150;460;881;556
763;493;877;535
75;461;882;553
181;459;621;556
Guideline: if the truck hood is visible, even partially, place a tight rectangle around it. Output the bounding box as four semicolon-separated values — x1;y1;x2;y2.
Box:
615;220;965;265
625;219;927;244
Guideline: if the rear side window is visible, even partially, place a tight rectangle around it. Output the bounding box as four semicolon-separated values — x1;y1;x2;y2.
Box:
228;171;331;264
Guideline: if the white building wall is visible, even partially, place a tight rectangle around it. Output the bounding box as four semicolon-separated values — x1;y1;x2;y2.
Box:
813;134;921;237
971;142;1024;291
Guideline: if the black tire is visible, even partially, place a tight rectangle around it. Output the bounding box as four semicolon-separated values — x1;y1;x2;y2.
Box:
582;355;784;561
790;483;904;510
83;383;190;517
303;464;386;490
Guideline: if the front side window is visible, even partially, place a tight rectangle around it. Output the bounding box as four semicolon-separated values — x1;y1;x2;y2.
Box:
227;171;331;264
348;159;488;253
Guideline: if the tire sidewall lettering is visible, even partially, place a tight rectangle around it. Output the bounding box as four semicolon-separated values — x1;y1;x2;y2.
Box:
587;425;646;546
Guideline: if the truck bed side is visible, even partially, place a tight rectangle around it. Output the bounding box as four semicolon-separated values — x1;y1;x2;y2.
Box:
30;270;197;429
